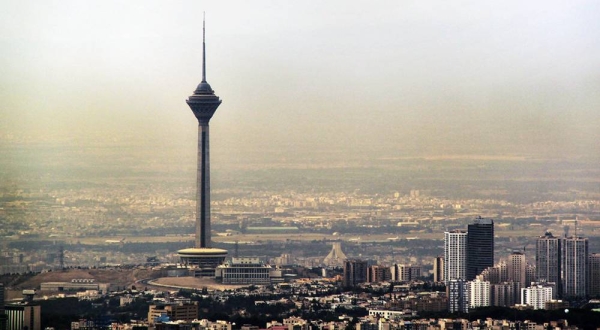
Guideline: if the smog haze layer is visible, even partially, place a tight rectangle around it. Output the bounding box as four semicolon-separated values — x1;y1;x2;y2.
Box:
1;1;600;196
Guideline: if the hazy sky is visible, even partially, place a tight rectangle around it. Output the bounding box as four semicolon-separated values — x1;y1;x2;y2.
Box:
1;1;599;164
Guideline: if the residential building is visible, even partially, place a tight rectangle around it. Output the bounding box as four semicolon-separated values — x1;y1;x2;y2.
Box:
367;265;391;283
562;236;588;298
491;282;520;307
468;278;490;308
392;264;421;282
536;231;561;295
447;279;468;313
444;230;467;283
507;252;527;286
589;253;600;297
433;256;444;282
521;284;553;310
343;259;368;287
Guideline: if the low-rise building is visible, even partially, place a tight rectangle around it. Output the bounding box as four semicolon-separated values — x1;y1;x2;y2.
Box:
148;303;198;325
216;257;272;285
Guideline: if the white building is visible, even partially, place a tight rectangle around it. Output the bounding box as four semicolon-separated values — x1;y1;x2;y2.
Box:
444;230;468;283
215;257;273;285
521;284;553;310
468;278;490;308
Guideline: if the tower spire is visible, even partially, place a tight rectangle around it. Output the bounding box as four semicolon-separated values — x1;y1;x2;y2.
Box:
202;12;206;83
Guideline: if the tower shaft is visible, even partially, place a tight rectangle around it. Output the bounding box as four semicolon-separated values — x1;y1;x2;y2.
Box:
195;124;211;248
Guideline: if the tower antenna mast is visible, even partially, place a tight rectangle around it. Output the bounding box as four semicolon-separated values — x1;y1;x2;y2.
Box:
202;12;206;83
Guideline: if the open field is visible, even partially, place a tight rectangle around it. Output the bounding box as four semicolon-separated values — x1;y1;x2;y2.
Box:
150;276;246;291
3;268;159;301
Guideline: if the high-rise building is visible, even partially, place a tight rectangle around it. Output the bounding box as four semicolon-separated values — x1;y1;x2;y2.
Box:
491;282;520;307
526;264;536;287
536;231;561;295
447;279;468;313
562;236;588;298
5;305;41;330
176;17;227;276
368;265;391;283
479;262;507;284
343;259;368;287
467;218;494;280
0;283;5;330
0;282;4;313
444;230;468;283
433;256;444;283
521;284;553;310
507;251;527;286
392;264;421;282
468;278;490;308
588;253;600;297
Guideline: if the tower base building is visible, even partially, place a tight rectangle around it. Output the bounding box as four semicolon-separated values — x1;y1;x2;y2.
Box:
178;248;228;277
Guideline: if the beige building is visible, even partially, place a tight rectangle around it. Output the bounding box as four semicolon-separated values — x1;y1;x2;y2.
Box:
5;305;41;330
148;302;198;324
507;252;527;286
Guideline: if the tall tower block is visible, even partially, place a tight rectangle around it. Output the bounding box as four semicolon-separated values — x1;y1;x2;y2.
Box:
186;16;222;248
562;236;588;298
467;217;494;280
536;231;561;295
444;230;468;283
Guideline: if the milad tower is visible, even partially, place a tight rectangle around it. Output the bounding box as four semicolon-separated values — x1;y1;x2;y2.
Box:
177;17;227;277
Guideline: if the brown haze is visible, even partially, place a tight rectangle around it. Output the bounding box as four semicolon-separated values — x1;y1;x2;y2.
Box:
1;1;599;175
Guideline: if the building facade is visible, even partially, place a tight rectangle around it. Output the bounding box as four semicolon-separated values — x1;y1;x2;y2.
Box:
507;252;527;286
521;284;553;310
368;265;391;283
343;259;368;287
444;230;468;283
447;279;468;313
148;303;198;325
562;236;588;298
0;284;5;330
536;231;561;295
5;305;41;330
433;256;444;283
468;279;490;308
467;218;494;280
392;264;421;282
216;257;272;285
589;253;600;297
491;282;520;307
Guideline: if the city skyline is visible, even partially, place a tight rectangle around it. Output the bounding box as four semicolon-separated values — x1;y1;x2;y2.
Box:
2;2;600;326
